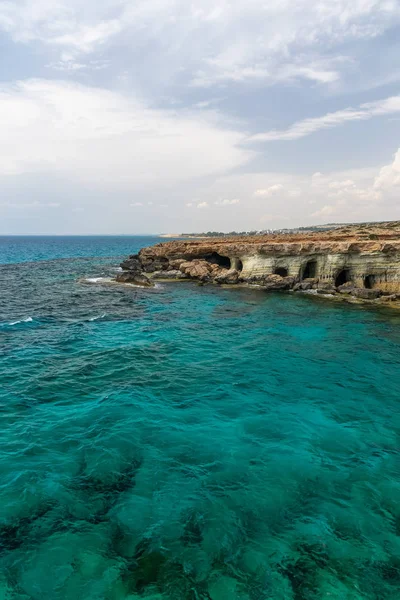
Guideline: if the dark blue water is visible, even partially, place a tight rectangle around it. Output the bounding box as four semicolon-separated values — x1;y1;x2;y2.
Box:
0;236;161;265
1;237;400;600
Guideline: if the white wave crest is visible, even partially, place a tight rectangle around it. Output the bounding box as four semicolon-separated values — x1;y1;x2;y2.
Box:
89;314;106;321
9;317;33;325
83;277;111;284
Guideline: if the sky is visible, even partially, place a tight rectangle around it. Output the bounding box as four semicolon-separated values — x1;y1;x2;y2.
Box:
1;0;400;234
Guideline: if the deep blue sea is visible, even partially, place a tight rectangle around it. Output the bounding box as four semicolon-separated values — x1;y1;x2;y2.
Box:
1;236;400;600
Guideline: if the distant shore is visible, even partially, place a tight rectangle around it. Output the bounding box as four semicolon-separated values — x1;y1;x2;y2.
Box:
159;234;209;239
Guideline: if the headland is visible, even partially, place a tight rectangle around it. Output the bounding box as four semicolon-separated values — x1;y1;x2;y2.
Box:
117;221;400;307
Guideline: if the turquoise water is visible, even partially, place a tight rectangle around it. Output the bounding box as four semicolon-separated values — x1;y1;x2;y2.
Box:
1;237;400;600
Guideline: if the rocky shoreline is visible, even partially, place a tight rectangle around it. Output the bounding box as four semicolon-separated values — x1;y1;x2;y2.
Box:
116;221;400;308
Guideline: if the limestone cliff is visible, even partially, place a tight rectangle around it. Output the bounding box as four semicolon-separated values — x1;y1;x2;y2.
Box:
118;221;400;303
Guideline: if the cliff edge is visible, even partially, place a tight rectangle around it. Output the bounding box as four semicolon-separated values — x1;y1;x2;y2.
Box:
117;221;400;304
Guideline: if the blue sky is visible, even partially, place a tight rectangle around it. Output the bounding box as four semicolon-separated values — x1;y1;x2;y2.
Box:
1;0;400;234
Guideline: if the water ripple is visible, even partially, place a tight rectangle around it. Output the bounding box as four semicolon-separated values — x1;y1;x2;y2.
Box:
1;240;400;599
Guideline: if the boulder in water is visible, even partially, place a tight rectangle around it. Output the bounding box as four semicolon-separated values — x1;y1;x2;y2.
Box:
352;287;381;300
116;271;154;287
261;274;295;291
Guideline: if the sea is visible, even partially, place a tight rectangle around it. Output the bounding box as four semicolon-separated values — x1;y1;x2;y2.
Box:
1;235;400;600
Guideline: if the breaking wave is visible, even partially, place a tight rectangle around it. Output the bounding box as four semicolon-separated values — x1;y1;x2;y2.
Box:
82;276;112;284
88;313;107;321
4;316;34;326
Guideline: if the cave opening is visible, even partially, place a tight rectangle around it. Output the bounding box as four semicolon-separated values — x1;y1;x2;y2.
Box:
335;269;351;287
274;267;289;277
204;252;231;269
236;259;243;272
364;274;376;289
302;260;317;279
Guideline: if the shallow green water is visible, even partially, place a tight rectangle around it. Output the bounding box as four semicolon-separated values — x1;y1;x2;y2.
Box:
1;237;400;599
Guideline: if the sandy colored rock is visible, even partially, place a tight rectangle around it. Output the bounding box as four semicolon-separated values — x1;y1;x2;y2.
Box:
119;222;400;305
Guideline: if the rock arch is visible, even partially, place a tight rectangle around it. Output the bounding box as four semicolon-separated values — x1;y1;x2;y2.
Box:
231;258;243;272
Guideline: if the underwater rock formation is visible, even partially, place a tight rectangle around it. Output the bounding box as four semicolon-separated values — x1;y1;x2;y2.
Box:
119;222;400;304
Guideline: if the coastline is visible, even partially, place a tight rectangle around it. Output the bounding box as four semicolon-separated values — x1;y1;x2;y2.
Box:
117;221;400;310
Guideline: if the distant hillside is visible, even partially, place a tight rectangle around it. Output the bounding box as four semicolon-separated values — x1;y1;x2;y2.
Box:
164;221;400;238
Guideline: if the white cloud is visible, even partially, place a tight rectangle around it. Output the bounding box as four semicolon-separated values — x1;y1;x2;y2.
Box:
0;79;251;187
250;95;400;142
130;202;143;206
186;202;193;207
1;0;399;92
193;148;400;228
311;201;347;218
194;98;223;109
47;58;108;72
1;1;400;234
0;201;60;208
0;2;122;54
51;20;123;53
328;179;355;189
191;58;343;88
254;184;284;197
215;198;240;206
374;148;400;190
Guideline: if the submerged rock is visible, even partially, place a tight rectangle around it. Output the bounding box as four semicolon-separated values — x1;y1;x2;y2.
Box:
208;575;249;600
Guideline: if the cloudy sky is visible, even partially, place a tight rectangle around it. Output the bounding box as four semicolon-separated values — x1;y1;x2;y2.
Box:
1;0;400;234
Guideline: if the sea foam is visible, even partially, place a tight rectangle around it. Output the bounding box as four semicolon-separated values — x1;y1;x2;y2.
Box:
83;277;111;284
8;316;33;325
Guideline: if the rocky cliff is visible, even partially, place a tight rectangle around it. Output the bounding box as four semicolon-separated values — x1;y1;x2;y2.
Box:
117;221;400;304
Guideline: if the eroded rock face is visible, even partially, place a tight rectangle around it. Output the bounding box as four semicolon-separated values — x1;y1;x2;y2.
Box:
120;255;141;271
293;279;316;291
116;255;154;287
149;269;188;280
258;275;296;291
214;269;239;285
116;271;154;287
118;222;400;303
